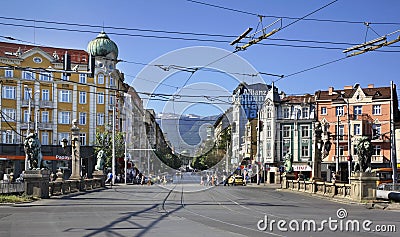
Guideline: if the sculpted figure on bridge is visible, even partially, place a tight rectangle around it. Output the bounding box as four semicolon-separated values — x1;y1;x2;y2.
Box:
283;152;293;173
354;136;373;172
95;150;106;171
24;133;44;169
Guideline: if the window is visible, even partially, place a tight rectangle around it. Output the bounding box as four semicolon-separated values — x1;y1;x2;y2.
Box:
336;125;344;140
282;125;291;138
266;142;271;158
59;111;71;124
79;91;86;104
39;72;51;81
353;124;361;135
59;90;71;102
301;125;309;137
79;112;86;125
2;86;16;99
41;132;49;145
321;107;327;115
79;73;87;83
2;108;16;122
80;133;86;146
338;146;344;156
2;130;14;144
354;105;362;115
301;145;309;157
302;108;309;119
24;88;31;100
283;108;290;119
372;124;381;138
42;90;50;101
110;95;115;105
97;113;105;125
22;71;35;80
373;145;381;156
267;108;272;118
61;74;69;81
336;106;344;116
24;110;29;123
59;133;69;145
266;123;271;138
98;92;104;104
373;105;381;115
110;76;114;86
41;111;49;123
282;146;290;159
97;74;104;84
5;69;13;78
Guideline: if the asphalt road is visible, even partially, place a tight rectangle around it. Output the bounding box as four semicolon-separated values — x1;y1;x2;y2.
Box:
0;183;398;237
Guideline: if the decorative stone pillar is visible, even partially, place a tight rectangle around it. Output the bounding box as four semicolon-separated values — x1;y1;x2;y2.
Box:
350;172;379;201
69;119;81;180
23;170;50;198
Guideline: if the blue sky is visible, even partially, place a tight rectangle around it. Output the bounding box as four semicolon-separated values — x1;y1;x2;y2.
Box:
1;0;399;116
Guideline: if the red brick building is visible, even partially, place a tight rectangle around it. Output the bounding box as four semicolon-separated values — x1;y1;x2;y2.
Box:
315;83;398;182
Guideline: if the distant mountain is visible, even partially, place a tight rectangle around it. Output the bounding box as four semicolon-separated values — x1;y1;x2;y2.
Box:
157;113;220;153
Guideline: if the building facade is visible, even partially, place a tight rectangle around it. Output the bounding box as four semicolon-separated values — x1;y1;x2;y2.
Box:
315;83;398;182
0;32;147;180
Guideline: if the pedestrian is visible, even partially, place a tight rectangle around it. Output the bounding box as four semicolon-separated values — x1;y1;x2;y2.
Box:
106;171;113;187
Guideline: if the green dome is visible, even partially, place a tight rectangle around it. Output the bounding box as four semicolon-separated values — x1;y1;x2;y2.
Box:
87;31;118;58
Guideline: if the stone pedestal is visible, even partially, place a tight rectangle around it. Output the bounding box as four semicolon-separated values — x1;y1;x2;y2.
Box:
350;172;379;201
281;173;296;189
92;170;106;187
23;170;50;198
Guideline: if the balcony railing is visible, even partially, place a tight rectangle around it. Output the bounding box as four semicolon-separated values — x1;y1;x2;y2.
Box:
39;100;54;108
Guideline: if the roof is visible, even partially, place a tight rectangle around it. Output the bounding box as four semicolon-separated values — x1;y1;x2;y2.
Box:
281;94;314;104
0;41;89;64
315;86;392;101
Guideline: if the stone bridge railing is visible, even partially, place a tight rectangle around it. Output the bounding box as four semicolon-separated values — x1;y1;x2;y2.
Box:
282;172;379;201
284;180;352;199
49;178;104;197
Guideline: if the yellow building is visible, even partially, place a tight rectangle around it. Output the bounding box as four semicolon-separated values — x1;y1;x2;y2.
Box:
0;31;126;178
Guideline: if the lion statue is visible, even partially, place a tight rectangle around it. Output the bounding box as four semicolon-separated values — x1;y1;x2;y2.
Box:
24;133;44;170
95;150;106;171
354;136;373;172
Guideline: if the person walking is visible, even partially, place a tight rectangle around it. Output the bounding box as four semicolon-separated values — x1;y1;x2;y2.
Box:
106;171;113;187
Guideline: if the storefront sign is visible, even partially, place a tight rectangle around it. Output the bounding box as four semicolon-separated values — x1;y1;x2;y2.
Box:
55;155;71;160
293;165;312;171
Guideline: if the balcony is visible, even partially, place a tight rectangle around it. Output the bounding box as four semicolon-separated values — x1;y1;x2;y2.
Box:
39;101;54;108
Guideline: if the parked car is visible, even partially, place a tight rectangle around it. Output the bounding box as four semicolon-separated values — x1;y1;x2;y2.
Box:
376;183;400;200
227;174;245;186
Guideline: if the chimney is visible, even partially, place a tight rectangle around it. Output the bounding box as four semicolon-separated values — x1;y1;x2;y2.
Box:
328;87;334;95
344;85;352;90
368;84;374;88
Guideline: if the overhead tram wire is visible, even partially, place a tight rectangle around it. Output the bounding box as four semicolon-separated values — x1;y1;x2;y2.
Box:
185;0;400;26
2;22;400;51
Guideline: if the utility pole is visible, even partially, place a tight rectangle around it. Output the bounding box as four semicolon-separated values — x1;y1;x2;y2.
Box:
390;81;398;189
336;115;340;174
112;106;116;185
24;85;31;170
346;97;351;184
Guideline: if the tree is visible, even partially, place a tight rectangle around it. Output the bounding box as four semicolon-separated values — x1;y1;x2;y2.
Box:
94;128;126;170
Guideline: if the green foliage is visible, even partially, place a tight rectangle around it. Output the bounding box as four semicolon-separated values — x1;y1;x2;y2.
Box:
94;128;126;169
0;194;34;203
153;149;182;170
191;128;231;171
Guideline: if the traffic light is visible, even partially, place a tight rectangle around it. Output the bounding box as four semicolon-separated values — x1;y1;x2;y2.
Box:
258;120;263;132
88;54;95;78
347;155;352;162
63;51;71;77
